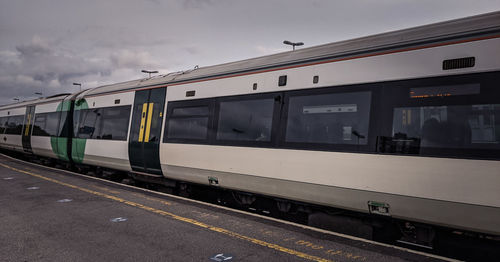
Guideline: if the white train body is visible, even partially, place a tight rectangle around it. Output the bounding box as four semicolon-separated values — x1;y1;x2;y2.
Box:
1;12;499;238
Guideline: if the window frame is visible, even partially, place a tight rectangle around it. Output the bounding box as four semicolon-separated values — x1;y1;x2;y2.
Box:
379;71;500;160
74;105;131;141
279;84;380;153
212;92;282;148
163;98;214;144
32;112;62;137
4;115;25;135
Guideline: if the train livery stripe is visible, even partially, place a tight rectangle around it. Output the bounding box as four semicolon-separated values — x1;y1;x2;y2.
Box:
138;103;148;143
144;103;154;143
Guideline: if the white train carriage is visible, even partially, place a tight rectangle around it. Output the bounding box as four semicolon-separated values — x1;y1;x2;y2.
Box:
74;11;500;240
30;94;73;160
2;11;495;248
0;94;74;160
153;12;500;238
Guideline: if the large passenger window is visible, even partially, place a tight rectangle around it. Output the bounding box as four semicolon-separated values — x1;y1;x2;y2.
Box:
32;112;60;137
4;115;25;135
216;98;274;142
77;109;101;139
100;106;131;140
285;91;372;145
75;106;130;140
392;104;500;150
166;105;209;140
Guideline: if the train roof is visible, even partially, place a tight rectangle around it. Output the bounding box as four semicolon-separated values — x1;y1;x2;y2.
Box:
0;93;72;110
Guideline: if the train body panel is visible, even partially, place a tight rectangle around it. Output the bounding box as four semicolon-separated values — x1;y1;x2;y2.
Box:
161;144;499;208
72;92;134;170
162;161;500;235
0;106;27;152
79;139;131;171
30;100;66;159
165;37;500;102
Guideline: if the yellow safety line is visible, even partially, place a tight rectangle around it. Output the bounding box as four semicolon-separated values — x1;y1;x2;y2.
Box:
144;103;154;143
138;103;148;142
0;161;332;262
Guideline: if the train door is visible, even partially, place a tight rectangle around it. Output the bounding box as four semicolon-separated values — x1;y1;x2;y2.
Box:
128;88;166;175
22;106;35;153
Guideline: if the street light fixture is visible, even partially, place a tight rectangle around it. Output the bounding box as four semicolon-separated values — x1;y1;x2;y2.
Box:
283;40;304;51
141;70;159;78
35;92;42;96
73;83;82;92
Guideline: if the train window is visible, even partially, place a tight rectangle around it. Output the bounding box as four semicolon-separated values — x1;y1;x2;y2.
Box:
172;106;208;116
168;117;209;140
32;112;60;137
392;104;500;151
4;115;25;135
0;117;6;134
76;109;102;139
100;106;131;140
58;112;70;138
285;91;372;145
166;106;209;140
75;106;130;140
216;98;274;142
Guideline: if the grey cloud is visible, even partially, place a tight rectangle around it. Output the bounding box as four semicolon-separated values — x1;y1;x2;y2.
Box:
0;36;156;105
182;0;215;9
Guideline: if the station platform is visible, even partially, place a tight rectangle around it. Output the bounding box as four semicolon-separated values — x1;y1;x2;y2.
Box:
0;153;456;262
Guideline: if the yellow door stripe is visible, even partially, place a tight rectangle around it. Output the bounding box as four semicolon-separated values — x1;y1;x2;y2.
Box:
24;113;31;136
0;161;333;262
138;103;148;142
144;103;154;143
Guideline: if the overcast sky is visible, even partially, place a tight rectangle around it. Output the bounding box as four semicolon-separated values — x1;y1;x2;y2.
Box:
1;0;499;105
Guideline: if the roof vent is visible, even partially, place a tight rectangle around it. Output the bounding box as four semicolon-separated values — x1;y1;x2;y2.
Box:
442;57;475;70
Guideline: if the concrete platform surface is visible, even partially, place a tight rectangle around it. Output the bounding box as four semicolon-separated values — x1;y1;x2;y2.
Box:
0;154;455;262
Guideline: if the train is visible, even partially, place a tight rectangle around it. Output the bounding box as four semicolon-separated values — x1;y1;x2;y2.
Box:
1;11;499;253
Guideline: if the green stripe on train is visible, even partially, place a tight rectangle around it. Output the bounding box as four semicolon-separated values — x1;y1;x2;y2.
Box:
71;99;88;164
49;99;88;163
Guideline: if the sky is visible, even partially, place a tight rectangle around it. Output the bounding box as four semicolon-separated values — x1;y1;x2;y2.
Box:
0;0;499;105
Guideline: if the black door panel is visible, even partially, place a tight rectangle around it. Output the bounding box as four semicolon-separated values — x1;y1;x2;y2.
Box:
22;106;35;153
128;88;166;175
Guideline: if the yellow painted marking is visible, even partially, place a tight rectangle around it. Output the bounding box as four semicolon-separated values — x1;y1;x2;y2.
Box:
92;185;121;194
24;113;31;136
138;103;148;142
144;103;154;143
132;192;172;206
0;162;333;262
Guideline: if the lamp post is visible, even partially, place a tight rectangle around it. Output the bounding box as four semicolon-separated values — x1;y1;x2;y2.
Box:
73;83;82;92
283;40;304;51
141;70;158;78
